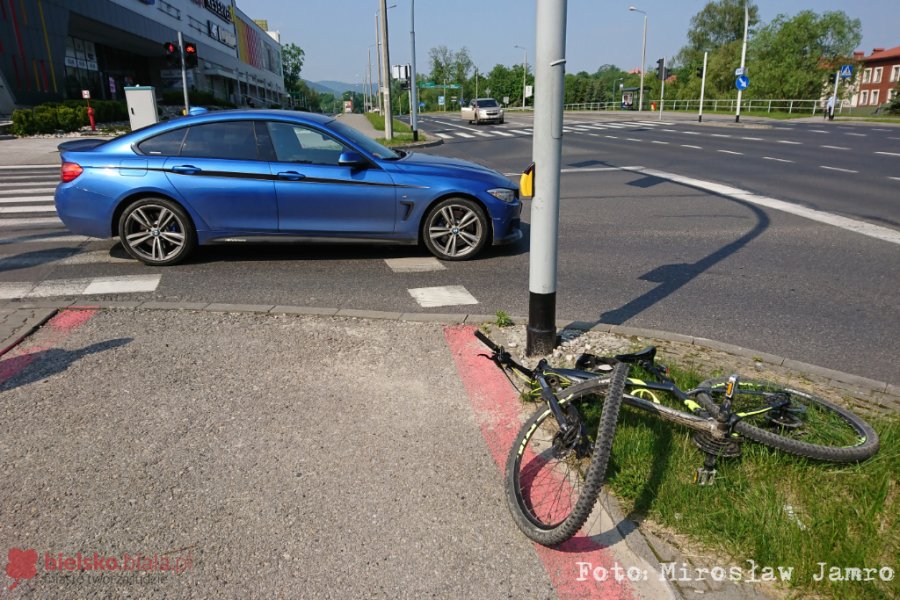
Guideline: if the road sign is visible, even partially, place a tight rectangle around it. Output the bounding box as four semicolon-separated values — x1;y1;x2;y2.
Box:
840;65;853;79
735;75;749;91
485;87;491;96
437;95;445;106
525;85;533;98
81;89;91;99
734;67;745;77
419;101;425;108
503;96;510;104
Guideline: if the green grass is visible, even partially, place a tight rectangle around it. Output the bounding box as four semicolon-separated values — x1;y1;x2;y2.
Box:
494;310;514;328
550;362;898;600
365;112;412;133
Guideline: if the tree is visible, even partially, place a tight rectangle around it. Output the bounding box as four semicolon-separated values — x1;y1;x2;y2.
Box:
281;43;306;95
428;45;454;85
677;0;759;90
888;86;900;115
748;10;862;99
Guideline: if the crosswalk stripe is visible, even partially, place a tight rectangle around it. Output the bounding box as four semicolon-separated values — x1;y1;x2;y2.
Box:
0;250;128;267
473;131;493;137
0;205;58;213
0;234;91;245
0;164;58;170
456;132;475;139
0;217;64;227
602;123;625;128
492;130;514;137
384;257;445;273
408;285;478;308
0;196;53;204
435;132;453;139
0;274;160;299
0;187;57;196
509;129;531;135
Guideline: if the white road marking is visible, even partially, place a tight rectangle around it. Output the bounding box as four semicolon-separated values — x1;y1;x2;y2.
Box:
589;133;599;137
651;140;669;145
820;166;858;173
623;166;900;245
601;123;625;129
0;234;90;245
741;137;763;141
587;125;608;130
873;128;889;132
662;129;677;133
492;130;514;137
889;177;900;182
0;196;54;204
845;132;866;137
384;257;445;273
710;133;732;138
777;140;802;145
0;174;59;181
83;275;161;295
407;285;478;308
683;131;700;135
763;156;794;163
874;151;900;157
717;150;743;155
523;128;533;133
625;138;643;142
0;205;57;213
810;130;828;133
428;119;482;133
0;164;59;170
889;137;900;141
435;132;453;139
0;217;63;227
456;132;475;139
0;188;56;196
560;167;640;174
605;135;619;139
821;145;850;150
473;131;493;137
509;129;531;135
681;145;703;149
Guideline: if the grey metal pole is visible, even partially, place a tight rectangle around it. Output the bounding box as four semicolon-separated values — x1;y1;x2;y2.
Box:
379;0;393;140
409;0;419;140
526;0;567;356
177;31;189;114
375;13;383;114
735;2;748;122
829;70;839;120
658;56;665;121
639;14;646;111
698;51;708;122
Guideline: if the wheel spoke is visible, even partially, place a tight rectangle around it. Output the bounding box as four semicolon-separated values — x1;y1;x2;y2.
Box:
156;208;174;230
457;211;477;229
440;207;456;226
131;208;154;229
458;231;479;247
429;226;451;240
126;232;153;248
160;231;184;245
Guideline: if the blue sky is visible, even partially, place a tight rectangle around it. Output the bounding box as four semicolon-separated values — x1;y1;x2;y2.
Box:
244;0;897;84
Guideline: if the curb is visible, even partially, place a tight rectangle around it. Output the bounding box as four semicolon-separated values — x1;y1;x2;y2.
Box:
3;299;895;401
395;135;443;149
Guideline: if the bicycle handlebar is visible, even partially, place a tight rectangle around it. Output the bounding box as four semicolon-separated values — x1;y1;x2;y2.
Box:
474;330;500;352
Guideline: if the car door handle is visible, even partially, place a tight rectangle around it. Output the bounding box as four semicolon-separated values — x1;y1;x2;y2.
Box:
171;165;201;175
277;171;306;181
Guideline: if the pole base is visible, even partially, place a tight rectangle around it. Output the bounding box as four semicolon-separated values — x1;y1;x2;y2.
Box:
526;291;557;356
735;115;740;123
413;130;419;142
698;115;703;123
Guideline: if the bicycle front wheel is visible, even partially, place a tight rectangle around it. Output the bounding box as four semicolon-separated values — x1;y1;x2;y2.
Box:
696;377;879;463
504;364;628;547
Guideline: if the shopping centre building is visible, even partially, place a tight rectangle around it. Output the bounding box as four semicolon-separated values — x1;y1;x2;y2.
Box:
0;0;285;112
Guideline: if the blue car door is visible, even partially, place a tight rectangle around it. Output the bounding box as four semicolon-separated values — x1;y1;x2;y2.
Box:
261;121;397;234
162;120;278;232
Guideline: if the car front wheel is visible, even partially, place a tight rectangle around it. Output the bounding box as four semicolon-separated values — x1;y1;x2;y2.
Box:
118;197;196;266
422;198;489;261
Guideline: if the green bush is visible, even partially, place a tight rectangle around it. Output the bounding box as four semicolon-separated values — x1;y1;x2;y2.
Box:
10;109;36;136
32;105;59;132
161;89;234;108
56;106;83;132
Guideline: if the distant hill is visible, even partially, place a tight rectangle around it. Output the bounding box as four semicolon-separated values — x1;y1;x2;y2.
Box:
305;79;368;96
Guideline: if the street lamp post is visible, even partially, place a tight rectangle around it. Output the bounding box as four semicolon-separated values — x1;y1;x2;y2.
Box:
378;1;396;139
628;6;647;112
612;77;624;106
409;0;419;141
514;45;528;108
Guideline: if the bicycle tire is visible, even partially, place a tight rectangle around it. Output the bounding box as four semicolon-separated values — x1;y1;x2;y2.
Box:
504;363;628;546
696;377;879;463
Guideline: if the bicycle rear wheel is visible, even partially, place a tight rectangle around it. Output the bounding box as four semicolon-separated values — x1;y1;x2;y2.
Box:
504;364;628;546
696;377;879;463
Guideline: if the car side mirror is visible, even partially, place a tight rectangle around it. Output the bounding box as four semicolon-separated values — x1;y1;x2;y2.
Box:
338;150;367;168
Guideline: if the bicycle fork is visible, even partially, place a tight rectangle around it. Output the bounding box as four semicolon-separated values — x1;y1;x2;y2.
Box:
694;375;742;486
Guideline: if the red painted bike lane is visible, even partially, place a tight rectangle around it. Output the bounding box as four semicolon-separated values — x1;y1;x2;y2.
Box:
444;325;636;600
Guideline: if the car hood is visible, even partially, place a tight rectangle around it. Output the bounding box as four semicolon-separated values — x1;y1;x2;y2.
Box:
390;152;512;185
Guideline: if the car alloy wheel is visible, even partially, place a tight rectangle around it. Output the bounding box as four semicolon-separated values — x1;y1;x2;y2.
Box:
424;198;488;260
119;198;196;266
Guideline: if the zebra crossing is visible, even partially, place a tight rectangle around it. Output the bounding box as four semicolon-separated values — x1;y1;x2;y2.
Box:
428;120;676;140
0;164;162;299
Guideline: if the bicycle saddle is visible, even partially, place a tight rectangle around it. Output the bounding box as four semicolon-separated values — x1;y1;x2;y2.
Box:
614;346;657;364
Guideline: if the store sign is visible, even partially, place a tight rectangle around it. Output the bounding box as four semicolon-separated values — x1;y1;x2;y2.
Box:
204;0;232;23
209;20;236;47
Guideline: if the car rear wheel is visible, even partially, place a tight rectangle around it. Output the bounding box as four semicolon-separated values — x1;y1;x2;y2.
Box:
118;198;196;266
423;198;489;261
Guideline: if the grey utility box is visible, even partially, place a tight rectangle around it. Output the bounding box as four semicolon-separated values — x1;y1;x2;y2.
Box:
124;86;159;131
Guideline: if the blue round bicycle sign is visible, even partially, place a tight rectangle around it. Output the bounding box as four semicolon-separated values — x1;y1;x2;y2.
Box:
735;75;750;91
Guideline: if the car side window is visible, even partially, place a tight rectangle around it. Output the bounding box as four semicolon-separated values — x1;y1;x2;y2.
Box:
137;127;188;156
181;121;259;160
266;122;347;166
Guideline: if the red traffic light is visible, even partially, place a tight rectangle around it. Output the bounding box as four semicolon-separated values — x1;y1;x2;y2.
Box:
184;43;197;54
164;42;177;55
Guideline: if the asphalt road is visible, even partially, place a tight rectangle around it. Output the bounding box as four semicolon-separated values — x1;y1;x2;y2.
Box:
0;113;897;385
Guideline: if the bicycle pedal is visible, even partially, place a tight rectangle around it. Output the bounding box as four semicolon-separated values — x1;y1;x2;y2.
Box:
693;467;717;486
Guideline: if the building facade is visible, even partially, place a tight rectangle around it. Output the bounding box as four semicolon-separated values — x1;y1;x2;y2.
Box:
0;0;284;113
850;46;900;108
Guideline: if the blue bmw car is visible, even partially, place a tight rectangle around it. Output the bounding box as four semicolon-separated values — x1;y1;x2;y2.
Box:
55;109;522;266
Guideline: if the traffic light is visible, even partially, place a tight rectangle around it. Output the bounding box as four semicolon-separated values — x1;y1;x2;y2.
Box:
656;58;665;80
164;41;178;66
696;66;704;78
184;43;198;68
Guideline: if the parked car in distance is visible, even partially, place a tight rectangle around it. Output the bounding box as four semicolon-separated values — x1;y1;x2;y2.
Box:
461;98;504;125
54;110;522;266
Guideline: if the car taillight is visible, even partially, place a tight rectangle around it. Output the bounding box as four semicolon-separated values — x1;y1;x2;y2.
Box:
61;162;83;183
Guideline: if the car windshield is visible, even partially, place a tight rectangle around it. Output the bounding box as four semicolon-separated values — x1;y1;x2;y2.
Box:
476;99;499;108
329;119;401;160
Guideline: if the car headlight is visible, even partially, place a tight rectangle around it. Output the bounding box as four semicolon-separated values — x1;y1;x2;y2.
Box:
487;188;517;203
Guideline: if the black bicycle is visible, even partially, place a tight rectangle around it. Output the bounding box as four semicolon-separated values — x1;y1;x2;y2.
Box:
475;331;879;546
